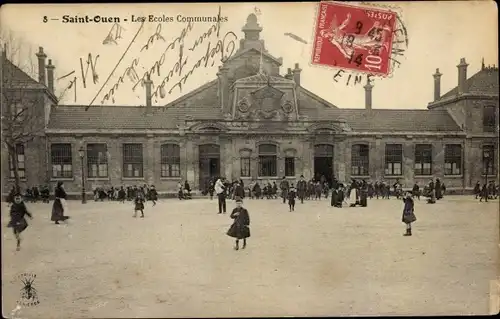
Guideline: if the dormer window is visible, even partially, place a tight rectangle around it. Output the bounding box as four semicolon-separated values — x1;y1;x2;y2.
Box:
483;105;496;132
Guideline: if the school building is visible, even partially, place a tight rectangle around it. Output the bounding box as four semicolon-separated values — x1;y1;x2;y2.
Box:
2;13;498;194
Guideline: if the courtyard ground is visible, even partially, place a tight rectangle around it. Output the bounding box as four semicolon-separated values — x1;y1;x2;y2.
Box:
1;196;499;318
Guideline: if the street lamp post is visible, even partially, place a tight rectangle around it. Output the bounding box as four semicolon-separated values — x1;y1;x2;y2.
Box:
78;146;87;204
484;152;490;202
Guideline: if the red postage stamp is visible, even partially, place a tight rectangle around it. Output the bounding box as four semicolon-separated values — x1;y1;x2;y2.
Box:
311;1;397;76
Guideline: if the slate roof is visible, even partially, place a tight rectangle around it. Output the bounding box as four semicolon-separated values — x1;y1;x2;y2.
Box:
439;68;499;100
48;105;462;132
2;58;46;90
47;81;222;130
47;67;462;133
47;104;224;130
2;56;58;103
299;108;463;132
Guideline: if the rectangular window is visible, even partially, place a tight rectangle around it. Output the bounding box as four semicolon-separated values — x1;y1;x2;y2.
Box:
86;143;108;178
385;144;403;176
414;144;433;176
51;143;73;178
9;144;25;179
351;144;369;176
483;106;497;132
285;157;295;177
259;155;277;177
160;144;180;177
482;145;496;175
240;157;251;177
123;143;143;178
444;144;462;175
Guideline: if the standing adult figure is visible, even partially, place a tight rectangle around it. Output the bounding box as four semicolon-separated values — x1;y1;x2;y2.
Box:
279;176;290;204
51;181;70;224
215;177;227;214
435;178;442;200
297;175;307;204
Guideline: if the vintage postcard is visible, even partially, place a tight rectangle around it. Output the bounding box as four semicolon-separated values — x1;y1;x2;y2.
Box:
1;1;499;317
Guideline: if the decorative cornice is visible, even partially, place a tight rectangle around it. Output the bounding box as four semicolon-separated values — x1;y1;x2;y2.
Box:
428;93;499;109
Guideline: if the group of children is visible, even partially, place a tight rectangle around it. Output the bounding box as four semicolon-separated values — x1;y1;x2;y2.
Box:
473;180;499;201
92;185;159;205
18;173;496;252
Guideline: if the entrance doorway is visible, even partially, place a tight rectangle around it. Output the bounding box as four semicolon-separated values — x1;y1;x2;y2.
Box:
199;144;220;190
314;144;334;187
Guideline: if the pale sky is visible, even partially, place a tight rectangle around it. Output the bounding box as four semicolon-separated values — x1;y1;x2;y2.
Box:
1;1;498;109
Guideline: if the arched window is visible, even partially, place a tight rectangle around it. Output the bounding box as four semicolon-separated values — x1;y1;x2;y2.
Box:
351;144;369;176
444;144;462;175
161;144;180;177
284;149;297;177
414;144;433;176
385;144;403;176
258;144;277;177
483;105;497;133
87;143;108;178
239;149;252;177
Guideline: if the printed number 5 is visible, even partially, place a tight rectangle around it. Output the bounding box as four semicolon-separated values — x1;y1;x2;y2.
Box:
43;16;48;23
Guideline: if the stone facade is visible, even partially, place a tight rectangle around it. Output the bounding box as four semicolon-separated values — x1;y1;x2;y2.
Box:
2;14;499;194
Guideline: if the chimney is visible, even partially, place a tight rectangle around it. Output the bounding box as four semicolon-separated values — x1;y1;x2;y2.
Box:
35;47;47;85
457;57;469;94
285;68;293;80
364;78;373;110
218;65;229;112
46;59;55;94
292;63;301;86
144;75;152;112
433;68;442;101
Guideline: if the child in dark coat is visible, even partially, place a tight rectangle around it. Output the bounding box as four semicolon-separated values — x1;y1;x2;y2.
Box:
288;184;297;212
134;193;145;218
118;187;126;203
226;197;250;250
7;194;33;251
148;185;158;206
402;192;416;236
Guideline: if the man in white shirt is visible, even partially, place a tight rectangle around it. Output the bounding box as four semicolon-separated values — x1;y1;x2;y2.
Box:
215;177;226;214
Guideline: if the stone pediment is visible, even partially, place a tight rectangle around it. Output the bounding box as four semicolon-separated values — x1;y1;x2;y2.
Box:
188;122;229;132
307;122;351;133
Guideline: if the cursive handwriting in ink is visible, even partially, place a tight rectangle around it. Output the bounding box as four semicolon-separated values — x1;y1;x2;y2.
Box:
101;21;193;104
100;57;141;104
140;23;166;52
79;53;100;88
133;22;194;89
58;75;78;102
188;6;223;52
103;23;126;45
148;43;189;100
57;70;75;81
167;31;237;96
56;52;99;103
90;21;145;108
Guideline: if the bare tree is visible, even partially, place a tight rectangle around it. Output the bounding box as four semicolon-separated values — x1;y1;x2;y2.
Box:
1;29;56;190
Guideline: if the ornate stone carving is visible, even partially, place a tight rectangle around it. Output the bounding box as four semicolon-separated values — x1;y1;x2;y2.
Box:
251;86;285;119
281;100;293;114
238;97;251;113
339;122;352;132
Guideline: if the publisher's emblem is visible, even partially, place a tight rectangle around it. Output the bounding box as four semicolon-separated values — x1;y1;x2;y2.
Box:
18;273;40;307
